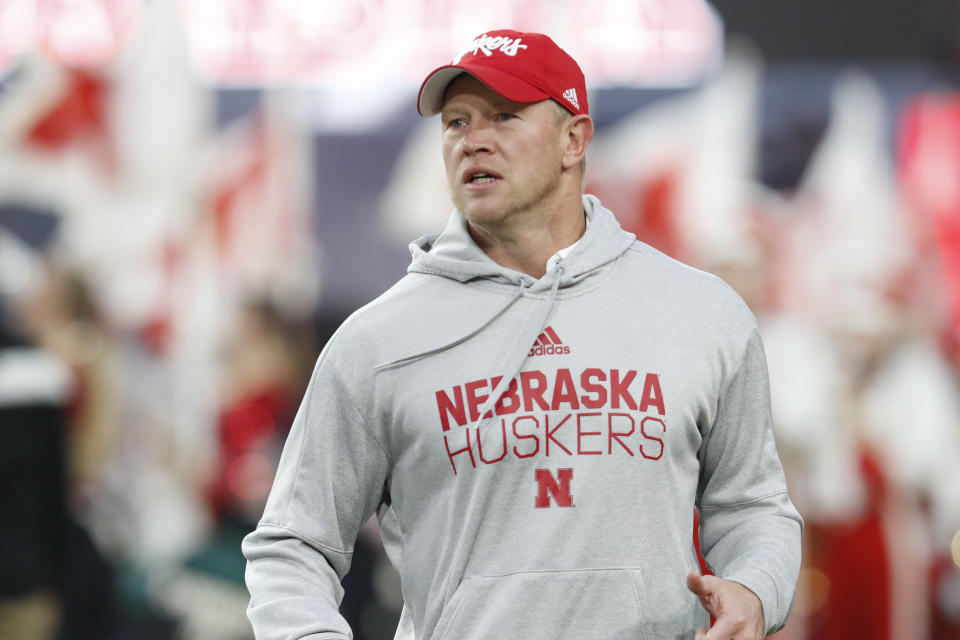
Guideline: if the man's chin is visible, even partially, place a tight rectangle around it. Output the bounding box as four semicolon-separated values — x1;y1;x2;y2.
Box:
456;200;507;226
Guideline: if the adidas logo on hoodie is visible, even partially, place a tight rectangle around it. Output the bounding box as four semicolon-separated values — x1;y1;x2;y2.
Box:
528;326;570;356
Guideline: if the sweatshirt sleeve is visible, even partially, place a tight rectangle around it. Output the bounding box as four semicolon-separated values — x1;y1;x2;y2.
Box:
696;327;803;636
242;345;390;640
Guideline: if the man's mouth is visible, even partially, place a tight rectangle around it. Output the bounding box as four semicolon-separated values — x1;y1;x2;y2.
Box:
464;169;502;184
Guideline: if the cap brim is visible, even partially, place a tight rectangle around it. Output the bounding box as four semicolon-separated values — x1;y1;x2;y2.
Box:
417;64;551;116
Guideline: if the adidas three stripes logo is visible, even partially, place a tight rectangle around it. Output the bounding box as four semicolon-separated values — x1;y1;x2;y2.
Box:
528;326;571;356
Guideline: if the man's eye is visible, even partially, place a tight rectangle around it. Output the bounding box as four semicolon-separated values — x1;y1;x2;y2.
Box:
496;113;515;122
447;118;466;128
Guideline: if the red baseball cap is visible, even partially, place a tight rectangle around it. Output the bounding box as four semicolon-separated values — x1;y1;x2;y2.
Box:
417;30;588;117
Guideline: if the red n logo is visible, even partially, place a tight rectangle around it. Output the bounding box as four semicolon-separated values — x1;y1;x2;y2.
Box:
534;468;574;508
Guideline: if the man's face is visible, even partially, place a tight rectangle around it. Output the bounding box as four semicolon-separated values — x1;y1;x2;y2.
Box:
440;74;568;228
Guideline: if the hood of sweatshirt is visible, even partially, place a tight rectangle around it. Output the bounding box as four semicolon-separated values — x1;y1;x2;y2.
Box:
407;194;636;291
377;195;636;433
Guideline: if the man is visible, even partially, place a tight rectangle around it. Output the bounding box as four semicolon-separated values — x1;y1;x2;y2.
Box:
243;29;802;640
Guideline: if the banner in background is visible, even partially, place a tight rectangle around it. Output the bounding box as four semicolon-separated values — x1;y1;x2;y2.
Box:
0;0;724;87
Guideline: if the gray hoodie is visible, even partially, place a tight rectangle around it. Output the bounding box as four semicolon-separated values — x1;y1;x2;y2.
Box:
243;195;802;640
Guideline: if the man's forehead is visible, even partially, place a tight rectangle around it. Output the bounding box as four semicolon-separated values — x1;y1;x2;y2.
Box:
440;74;533;112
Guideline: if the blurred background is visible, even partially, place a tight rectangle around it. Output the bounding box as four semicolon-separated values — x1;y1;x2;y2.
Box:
0;0;959;638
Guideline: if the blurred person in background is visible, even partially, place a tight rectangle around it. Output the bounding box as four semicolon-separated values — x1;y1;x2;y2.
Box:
9;260;119;639
0;296;70;640
207;299;306;531
244;29;802;640
20;262;119;506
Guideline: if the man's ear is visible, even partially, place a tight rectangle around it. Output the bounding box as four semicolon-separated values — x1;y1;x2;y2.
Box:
562;114;594;171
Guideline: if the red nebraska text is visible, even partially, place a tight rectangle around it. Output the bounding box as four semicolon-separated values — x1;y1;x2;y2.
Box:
434;368;665;432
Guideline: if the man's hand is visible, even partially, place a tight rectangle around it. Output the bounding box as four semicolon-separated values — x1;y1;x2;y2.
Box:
686;572;764;640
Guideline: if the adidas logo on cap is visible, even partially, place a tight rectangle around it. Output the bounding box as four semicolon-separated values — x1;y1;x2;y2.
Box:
562;88;580;110
528;326;571;357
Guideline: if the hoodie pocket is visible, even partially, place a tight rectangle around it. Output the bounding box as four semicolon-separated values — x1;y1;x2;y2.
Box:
432;568;655;640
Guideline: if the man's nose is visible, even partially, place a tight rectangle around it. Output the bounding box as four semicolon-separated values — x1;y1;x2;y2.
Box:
462;120;494;155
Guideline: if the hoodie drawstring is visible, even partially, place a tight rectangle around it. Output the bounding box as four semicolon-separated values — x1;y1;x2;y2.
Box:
373;262;565;402
375;262;565;445
471;264;564;433
373;280;527;372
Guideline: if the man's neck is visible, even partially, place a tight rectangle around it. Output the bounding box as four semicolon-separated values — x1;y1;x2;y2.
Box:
466;197;586;279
